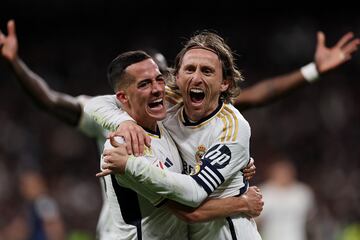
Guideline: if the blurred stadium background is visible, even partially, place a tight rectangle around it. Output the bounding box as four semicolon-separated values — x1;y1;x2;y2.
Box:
0;3;359;239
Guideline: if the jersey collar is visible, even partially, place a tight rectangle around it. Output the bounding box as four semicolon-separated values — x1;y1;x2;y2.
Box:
181;101;224;127
144;125;161;138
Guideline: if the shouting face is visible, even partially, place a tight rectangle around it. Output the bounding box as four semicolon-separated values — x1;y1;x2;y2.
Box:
117;58;166;130
176;48;229;122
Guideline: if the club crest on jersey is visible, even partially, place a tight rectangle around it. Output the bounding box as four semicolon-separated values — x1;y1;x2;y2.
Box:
193;145;207;174
144;146;153;156
195;145;206;163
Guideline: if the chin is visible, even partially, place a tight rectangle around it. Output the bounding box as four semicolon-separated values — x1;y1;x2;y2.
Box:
190;106;205;115
148;112;167;121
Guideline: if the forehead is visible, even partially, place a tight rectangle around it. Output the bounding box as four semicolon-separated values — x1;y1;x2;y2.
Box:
182;48;220;67
126;58;160;81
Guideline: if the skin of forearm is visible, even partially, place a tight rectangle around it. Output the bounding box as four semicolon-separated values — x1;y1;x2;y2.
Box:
10;57;82;126
234;70;307;111
166;197;247;223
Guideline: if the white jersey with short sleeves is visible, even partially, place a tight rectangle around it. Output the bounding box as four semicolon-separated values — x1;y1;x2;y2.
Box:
102;122;188;240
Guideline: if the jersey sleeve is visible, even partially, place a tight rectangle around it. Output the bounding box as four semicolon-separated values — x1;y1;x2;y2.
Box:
191;109;251;195
190;141;249;195
83;90;183;132
124;156;209;208
124;142;249;207
124;113;251;204
83;94;135;131
103;137;165;206
76;95;105;138
123;143;248;207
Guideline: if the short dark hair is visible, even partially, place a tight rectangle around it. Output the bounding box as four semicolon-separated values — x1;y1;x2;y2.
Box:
107;50;151;91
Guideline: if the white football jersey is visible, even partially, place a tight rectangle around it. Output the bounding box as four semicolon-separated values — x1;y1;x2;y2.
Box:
102;122;188;240
258;182;315;240
163;102;260;240
77;95;117;240
84;94;262;239
164;102;250;198
124;102;261;240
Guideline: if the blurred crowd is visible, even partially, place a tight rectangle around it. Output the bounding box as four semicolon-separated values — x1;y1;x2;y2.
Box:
0;6;359;240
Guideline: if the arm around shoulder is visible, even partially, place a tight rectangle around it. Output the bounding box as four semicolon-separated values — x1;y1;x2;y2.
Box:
84;94;134;131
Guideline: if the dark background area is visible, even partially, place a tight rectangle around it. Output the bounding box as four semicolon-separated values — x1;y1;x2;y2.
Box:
0;3;359;239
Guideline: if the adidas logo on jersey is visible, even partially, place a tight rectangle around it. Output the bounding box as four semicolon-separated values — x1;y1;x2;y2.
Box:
164;158;173;168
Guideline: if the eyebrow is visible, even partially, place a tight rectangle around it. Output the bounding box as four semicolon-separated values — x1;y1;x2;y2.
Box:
137;74;163;85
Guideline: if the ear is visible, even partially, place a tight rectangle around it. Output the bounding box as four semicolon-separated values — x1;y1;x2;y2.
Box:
220;79;230;92
116;90;128;105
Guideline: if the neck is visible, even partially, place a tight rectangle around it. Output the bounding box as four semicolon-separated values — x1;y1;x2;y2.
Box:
136;119;158;132
122;107;158;132
184;101;222;123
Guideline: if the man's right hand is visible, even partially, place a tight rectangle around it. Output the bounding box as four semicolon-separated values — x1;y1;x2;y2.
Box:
111;120;151;157
96;136;129;177
0;20;18;61
240;186;264;218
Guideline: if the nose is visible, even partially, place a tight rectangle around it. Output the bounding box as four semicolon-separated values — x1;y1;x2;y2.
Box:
191;69;203;85
151;81;163;96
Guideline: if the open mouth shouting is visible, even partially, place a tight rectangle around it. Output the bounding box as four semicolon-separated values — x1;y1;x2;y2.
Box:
148;98;164;111
189;88;205;105
146;97;166;120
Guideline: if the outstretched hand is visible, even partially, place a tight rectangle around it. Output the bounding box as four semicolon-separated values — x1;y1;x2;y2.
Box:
0;20;18;61
315;31;360;73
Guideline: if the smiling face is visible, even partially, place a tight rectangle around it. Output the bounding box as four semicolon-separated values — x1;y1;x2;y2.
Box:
175;48;229;122
116;58;166;131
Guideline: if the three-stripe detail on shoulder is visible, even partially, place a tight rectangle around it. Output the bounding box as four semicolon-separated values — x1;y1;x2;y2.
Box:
218;105;238;142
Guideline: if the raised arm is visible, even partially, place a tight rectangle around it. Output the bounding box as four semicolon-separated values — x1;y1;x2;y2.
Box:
0;20;82;126
234;31;360;111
